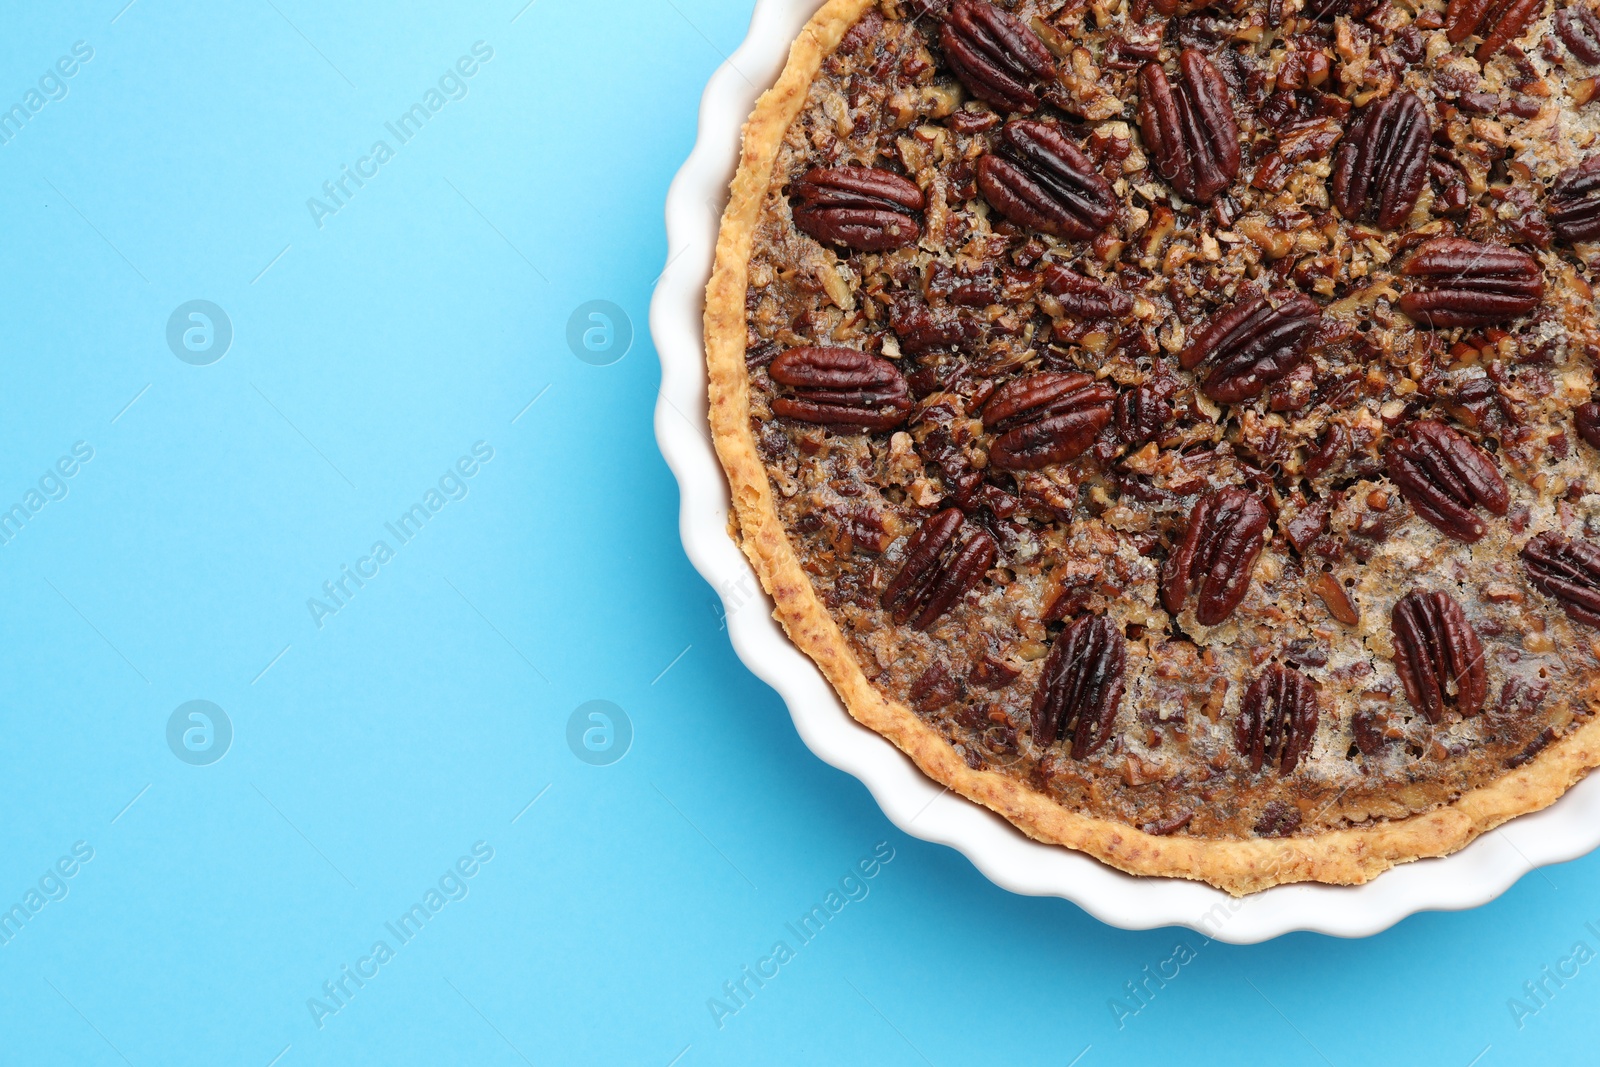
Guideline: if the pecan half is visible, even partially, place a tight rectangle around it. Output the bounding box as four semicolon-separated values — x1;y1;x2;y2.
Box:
1042;263;1133;318
1391;590;1488;723
1558;5;1600;64
1137;50;1241;205
790;167;924;252
1386;420;1509;542
1161;487;1270;625
769;347;912;430
1236;665;1320;775
1521;531;1600;627
1178;291;1321;403
976;121;1118;240
981;371;1116;470
1549;155;1600;245
1330;91;1430;230
1351;707;1388;757
1577;401;1600;449
1030;615;1126;757
1398;238;1544;329
1115;378;1174;447
881;508;999;629
1446;0;1543;62
939;0;1056;113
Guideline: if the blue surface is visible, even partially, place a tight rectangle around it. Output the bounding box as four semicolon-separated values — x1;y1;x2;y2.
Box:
2;1;1599;1064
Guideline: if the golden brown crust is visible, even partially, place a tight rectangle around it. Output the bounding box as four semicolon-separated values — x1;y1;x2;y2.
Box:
704;0;1600;895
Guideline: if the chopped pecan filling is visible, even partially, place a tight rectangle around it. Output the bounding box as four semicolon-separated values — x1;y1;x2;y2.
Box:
741;0;1600;840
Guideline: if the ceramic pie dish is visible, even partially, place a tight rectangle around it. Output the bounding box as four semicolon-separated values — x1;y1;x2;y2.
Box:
653;0;1600;939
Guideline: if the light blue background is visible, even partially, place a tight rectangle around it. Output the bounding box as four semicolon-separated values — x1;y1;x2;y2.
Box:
2;1;1597;1064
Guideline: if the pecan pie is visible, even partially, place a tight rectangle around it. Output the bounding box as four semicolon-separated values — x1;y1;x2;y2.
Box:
704;0;1600;893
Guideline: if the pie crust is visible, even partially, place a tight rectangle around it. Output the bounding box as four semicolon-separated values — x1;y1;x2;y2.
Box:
705;0;1600;893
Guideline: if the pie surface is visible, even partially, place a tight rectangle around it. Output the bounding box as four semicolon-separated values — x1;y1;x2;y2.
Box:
705;0;1600;893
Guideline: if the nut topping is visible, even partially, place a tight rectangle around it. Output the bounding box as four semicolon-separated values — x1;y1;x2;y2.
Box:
1391;590;1488;723
1521;531;1600;628
1115;377;1174;447
1161;488;1270;626
1030;615;1126;757
981;371;1116;470
1549;155;1600;245
1558;5;1600;64
1397;238;1544;329
1385;420;1509;543
1330;92;1431;230
1577;402;1600;450
939;0;1057;113
881;508;999;629
1042;263;1133;319
1446;0;1543;62
769;347;912;430
976;120;1118;240
1137;49;1241;205
790;167;924;252
1236;665;1320;775
1178;291;1321;403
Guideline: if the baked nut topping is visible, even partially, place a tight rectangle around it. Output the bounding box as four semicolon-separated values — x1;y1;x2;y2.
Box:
1330;91;1431;231
1397;238;1544;329
1446;0;1542;61
1549;156;1600;245
769;347;912;429
1522;532;1600;628
981;371;1116;470
709;0;1600;893
1030;614;1126;758
1557;5;1600;64
1391;590;1488;723
790;166;925;251
1136;49;1240;205
975;120;1117;238
1160;487;1270;625
1236;665;1320;776
1042;262;1133;319
1577;402;1600;450
1178;290;1321;403
882;507;999;628
1385;419;1509;542
939;0;1057;112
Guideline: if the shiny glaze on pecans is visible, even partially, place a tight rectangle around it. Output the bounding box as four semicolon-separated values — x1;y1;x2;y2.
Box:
1330;91;1430;230
1161;487;1271;626
1390;590;1488;723
1385;420;1509;543
1115;378;1174;448
881;508;999;630
981;371;1116;470
1178;290;1321;403
1030;615;1126;758
1041;263;1133;319
1137;49;1241;205
1446;0;1542;62
1522;532;1600;628
768;347;912;430
790;167;924;252
1577;401;1600;450
1549;155;1600;245
939;0;1056;113
1236;665;1320;775
1558;5;1600;64
1398;237;1543;329
976;121;1118;241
